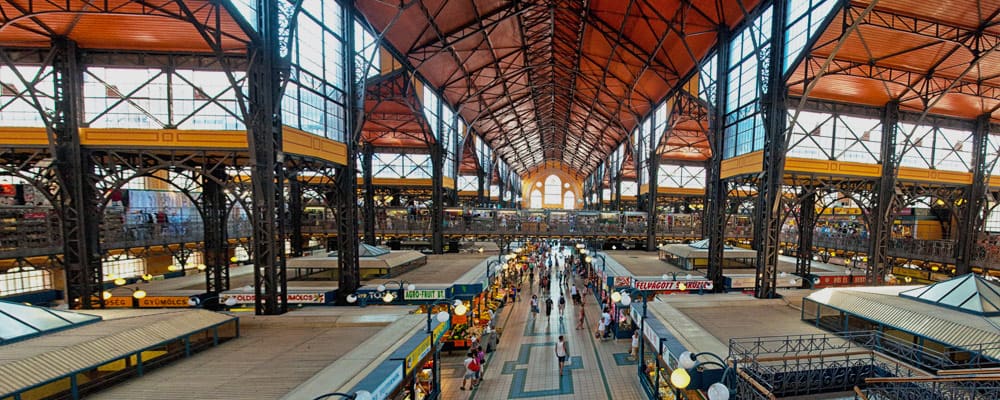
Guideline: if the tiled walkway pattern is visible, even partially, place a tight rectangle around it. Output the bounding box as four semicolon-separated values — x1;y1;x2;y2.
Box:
440;256;645;400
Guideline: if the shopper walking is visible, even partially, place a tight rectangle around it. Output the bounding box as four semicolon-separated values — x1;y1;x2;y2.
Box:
570;284;580;305
530;295;539;319
461;351;479;390
545;297;553;320
558;293;566;317
555;335;569;376
576;304;586;330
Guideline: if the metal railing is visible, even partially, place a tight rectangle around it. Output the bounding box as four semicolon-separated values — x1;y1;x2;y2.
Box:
729;332;927;399
862;376;1000;400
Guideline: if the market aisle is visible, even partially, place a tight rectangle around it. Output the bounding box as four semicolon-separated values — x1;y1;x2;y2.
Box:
440;260;642;400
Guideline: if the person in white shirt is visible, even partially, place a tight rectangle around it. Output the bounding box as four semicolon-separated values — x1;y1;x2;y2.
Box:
630;331;640;360
461;351;479;390
555;335;569;376
600;307;612;340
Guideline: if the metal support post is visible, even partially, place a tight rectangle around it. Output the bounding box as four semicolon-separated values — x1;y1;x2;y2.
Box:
203;168;230;295
477;171;486;207
289;174;304;257
646;134;660;250
51;38;103;308
248;0;288;315
705;27;729;293
795;191;817;279
362;142;376;245
431;143;445;253
614;173;623;211
955;115;990;274
335;1;363;304
753;0;788;299
867;101;900;284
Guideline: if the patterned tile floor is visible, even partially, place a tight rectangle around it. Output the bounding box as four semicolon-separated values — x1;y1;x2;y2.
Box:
440;265;645;400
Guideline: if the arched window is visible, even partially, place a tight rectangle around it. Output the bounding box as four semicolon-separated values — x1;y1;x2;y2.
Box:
563;191;575;210
544;175;561;204
530;190;543;209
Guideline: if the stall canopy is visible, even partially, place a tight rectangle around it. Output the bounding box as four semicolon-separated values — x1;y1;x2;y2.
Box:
900;274;1000;317
0;300;101;345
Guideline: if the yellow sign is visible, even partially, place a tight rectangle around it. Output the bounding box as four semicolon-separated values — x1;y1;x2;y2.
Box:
405;319;450;375
104;297;133;308
140;296;191;308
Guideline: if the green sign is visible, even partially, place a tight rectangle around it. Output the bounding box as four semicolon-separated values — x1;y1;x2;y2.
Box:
404;289;446;300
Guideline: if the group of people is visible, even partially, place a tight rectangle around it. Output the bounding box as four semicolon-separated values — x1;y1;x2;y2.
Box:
460;340;487;390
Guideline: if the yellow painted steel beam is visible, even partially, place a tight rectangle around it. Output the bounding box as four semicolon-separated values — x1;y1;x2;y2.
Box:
720;150;764;179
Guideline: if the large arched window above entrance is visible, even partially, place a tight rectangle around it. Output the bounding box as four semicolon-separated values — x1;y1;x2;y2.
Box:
563;191;575;210
530;190;543;209
544;175;561;204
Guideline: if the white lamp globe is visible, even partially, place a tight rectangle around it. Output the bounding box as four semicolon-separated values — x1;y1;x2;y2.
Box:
188;297;199;306
621;295;632;306
662;274;669;280
678;351;696;369
377;284;387;292
453;299;463;307
224;297;238;306
610;291;623;303
355;390;373;400
382;292;394;303
455;304;468;316
707;383;730;400
346;294;358;303
670;368;691;389
407;284;416;291
436;311;450;323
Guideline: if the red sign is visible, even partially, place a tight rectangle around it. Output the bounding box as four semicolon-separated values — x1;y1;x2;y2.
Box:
816;275;866;287
634;280;714;291
0;184;14;196
613;276;632;287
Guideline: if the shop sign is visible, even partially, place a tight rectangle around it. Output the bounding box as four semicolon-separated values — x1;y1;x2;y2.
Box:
404;289;446;300
613;276;632;287
634;280;713;291
0;184;14;196
104;297;133;308
140;296;190;308
816;275;866;286
220;292;327;304
371;364;403;400
407;336;431;376
405;319;450;375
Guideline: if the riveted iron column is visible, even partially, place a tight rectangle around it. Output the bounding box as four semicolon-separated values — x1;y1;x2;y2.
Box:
203;168;230;295
646;114;660;251
753;0;789;299
289;174;304;257
431;143;445;253
248;0;287;315
477;170;485;206
335;0;362;303
51;38;103;308
867;101;900;284
705;27;729;293
955;115;990;274
362;142;376;245
614;171;622;211
795;191;817;280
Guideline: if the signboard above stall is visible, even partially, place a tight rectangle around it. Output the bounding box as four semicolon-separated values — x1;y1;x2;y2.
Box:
633;280;714;291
